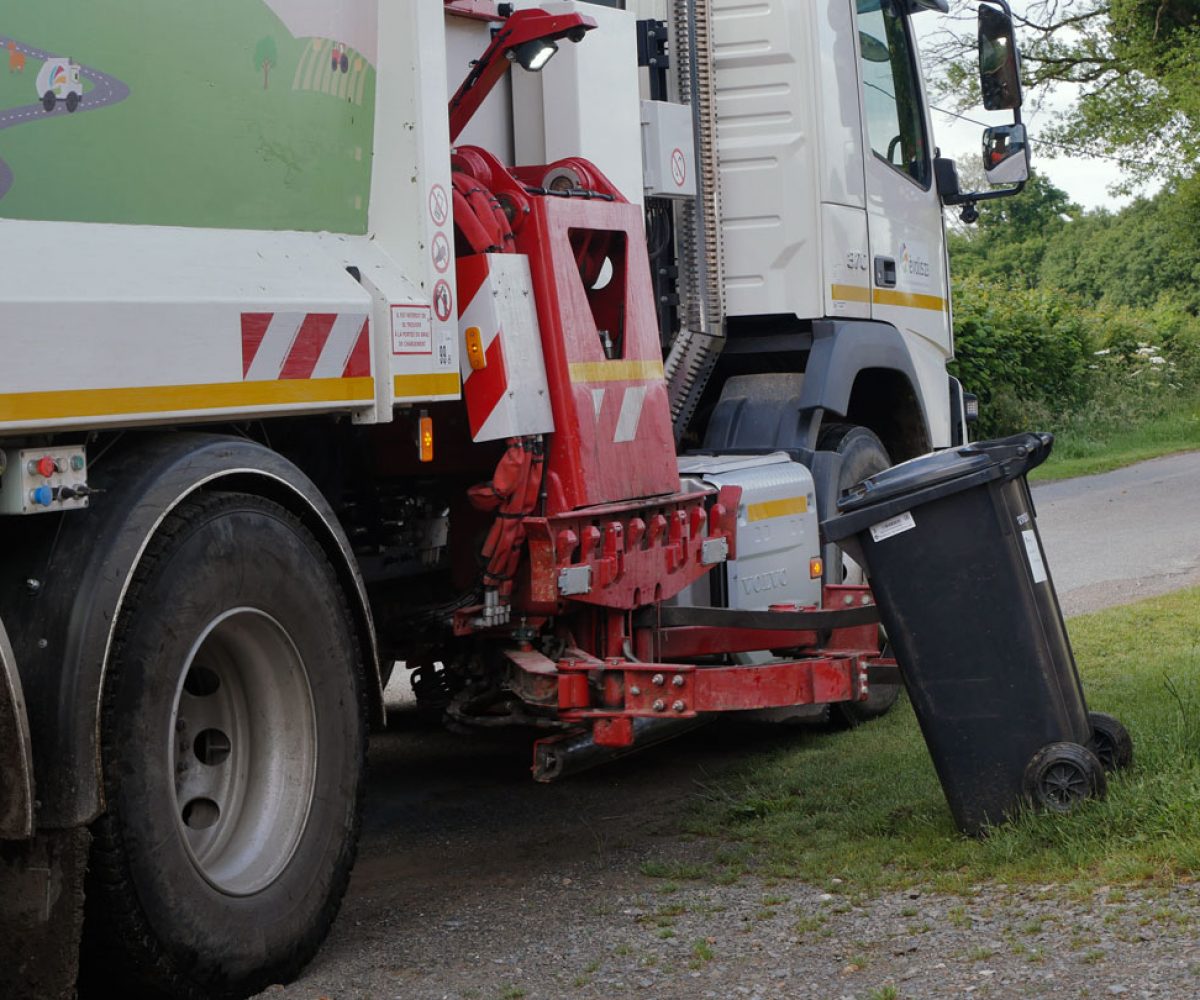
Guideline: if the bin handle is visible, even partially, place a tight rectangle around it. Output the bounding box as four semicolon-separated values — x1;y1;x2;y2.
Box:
959;432;1054;473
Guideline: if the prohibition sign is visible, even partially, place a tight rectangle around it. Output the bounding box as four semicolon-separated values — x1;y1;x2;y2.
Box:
431;232;451;273
670;148;687;188
433;279;454;323
429;184;449;227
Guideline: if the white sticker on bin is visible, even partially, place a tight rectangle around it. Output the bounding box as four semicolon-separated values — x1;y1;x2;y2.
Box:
869;511;916;543
1021;529;1048;584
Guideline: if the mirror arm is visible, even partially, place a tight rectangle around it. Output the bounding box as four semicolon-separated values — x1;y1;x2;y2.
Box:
941;181;1026;224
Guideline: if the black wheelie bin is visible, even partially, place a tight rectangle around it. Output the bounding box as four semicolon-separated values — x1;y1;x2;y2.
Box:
821;432;1131;835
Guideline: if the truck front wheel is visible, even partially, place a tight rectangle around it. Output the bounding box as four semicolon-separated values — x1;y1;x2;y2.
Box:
81;491;366;999
817;423;902;724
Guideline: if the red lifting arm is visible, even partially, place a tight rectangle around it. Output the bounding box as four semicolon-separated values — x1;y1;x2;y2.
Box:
448;7;596;143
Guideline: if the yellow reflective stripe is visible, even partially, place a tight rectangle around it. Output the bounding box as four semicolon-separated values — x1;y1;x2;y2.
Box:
0;378;375;423
393;373;461;398
829;285;948;313
568;359;665;383
872;288;947;312
746;495;809;521
830;283;871;304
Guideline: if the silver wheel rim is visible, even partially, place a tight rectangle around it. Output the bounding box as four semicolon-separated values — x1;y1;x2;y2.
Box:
170;608;317;896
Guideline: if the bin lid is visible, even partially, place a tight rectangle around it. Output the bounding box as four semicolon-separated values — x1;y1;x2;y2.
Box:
835;432;1054;515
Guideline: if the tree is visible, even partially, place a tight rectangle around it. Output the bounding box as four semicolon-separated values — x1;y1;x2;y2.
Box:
924;1;1200;183
254;36;278;91
948;171;1078;288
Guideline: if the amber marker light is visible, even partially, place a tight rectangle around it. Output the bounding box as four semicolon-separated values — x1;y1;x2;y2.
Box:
418;411;435;463
464;326;487;370
809;557;824;579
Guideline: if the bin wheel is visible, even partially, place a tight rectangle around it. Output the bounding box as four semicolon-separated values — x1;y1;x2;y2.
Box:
1022;742;1107;814
1088;711;1133;772
818;423;899;724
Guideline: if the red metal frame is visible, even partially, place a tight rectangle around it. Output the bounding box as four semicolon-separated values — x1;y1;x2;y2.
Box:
520;486;738;612
505;587;886;752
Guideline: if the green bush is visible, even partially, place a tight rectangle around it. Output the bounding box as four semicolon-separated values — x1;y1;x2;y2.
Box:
948;277;1096;437
949;277;1200;439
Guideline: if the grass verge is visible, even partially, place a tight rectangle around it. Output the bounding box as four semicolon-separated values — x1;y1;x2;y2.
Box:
663;588;1200;894
1029;394;1200;481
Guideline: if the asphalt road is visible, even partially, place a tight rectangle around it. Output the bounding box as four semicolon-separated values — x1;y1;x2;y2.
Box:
251;452;1200;999
0;36;130;200
1032;450;1200;617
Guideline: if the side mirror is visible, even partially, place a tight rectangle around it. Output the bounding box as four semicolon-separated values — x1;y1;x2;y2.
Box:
983;123;1030;185
978;3;1022;111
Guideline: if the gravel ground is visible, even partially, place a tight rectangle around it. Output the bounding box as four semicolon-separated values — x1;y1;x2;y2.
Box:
257;456;1200;1000
256;717;1199;1000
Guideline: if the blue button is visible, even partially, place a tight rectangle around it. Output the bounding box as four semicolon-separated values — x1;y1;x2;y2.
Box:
31;486;54;507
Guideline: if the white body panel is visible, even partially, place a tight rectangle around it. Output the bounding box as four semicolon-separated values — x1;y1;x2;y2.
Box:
0;4;462;434
512;2;645;205
711;0;822;319
676;453;821;611
641;100;697;200
0;223;379;431
458;255;555;442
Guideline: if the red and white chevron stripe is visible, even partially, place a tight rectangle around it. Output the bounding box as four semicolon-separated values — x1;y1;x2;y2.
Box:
241;312;371;381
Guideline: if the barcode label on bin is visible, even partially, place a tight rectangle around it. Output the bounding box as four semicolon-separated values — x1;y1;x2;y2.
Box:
869;511;916;543
1021;529;1048;584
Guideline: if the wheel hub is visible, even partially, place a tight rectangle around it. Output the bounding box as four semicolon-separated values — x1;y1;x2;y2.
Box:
170;608;317;896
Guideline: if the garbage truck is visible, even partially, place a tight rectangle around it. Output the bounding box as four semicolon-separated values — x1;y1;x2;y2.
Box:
0;0;1036;995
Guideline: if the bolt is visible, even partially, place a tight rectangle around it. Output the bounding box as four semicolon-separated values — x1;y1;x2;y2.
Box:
672;674;685;688
861;594;872;605
630;685;642;696
176;762;187;774
651;673;665;686
36;638;47;649
652;699;666;712
176;719;187;732
843;595;854;606
672;700;686;713
25;578;40;594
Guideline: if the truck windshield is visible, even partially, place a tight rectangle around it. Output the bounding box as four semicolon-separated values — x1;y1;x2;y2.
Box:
858;0;931;188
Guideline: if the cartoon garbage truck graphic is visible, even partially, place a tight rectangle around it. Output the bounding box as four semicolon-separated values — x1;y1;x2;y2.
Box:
37;58;83;113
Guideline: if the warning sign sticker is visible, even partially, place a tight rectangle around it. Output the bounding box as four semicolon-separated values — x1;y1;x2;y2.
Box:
869;511;916;543
391;304;433;355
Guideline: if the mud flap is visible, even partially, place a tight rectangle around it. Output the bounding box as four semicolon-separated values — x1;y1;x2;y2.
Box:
0;826;90;1000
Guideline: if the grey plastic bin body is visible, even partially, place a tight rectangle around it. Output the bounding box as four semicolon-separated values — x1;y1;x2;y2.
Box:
822;433;1092;835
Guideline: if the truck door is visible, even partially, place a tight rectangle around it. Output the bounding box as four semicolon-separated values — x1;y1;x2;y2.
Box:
855;0;950;355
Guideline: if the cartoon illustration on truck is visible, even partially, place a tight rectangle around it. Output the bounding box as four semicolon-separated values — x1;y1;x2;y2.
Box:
36;56;82;112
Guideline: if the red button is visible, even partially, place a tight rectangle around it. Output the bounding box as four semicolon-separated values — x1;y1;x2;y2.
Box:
35;456;56;479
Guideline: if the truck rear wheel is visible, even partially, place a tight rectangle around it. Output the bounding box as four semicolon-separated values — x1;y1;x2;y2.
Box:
81;491;366;999
817;423;901;724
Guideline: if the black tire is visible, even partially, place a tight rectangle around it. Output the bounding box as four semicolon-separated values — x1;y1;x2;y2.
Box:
340;53;350;73
42;91;56;112
1022;741;1107;814
817;423;900;724
65;91;79;112
81;491;366;999
1088;711;1133;772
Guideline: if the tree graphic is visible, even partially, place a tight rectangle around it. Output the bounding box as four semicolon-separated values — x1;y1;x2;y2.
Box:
254;36;278;90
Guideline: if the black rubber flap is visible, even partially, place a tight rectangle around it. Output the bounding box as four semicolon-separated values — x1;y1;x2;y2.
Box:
822;432;1054;542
